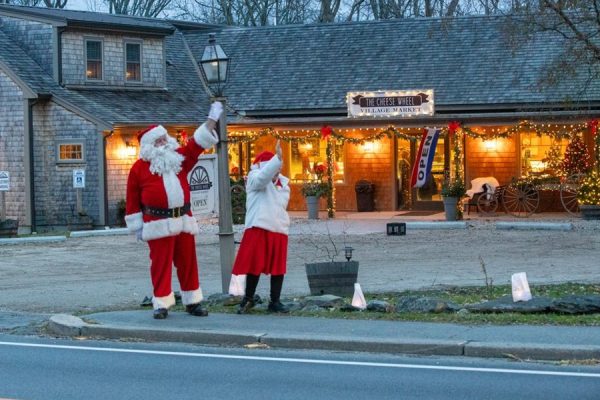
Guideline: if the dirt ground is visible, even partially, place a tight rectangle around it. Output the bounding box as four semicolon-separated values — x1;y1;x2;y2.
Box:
1;217;599;314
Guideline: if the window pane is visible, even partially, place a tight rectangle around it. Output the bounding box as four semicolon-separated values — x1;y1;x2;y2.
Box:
520;132;569;177
289;139;345;183
126;63;140;81
86;41;101;60
59;144;83;161
87;60;102;80
126;43;140;62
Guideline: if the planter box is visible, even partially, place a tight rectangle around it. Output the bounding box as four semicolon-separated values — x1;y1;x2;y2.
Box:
67;215;94;231
305;261;359;297
580;205;600;220
0;219;18;237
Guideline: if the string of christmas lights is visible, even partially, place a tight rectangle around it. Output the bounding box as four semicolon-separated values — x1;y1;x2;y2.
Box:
228;120;590;144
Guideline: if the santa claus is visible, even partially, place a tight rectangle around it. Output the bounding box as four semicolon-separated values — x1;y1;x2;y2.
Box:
125;101;222;319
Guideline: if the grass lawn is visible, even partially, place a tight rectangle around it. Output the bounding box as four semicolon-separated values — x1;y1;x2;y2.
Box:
203;282;600;326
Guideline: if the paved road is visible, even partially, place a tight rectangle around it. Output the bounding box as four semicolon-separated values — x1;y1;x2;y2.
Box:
1;335;599;400
1;216;599;314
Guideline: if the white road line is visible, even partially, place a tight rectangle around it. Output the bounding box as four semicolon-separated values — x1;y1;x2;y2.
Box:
1;341;599;378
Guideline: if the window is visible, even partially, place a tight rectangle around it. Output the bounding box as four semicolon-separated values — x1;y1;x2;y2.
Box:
125;42;142;82
520;132;569;178
86;40;103;80
289;139;345;183
57;142;84;163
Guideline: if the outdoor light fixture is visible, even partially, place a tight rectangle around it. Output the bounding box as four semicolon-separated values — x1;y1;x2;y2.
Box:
200;32;234;293
344;246;354;262
199;33;229;96
124;141;137;157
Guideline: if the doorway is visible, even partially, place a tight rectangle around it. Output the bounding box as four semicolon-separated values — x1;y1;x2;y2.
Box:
396;135;450;210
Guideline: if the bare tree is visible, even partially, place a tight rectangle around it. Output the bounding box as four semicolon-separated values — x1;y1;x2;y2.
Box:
2;0;45;5
105;0;173;16
504;0;600;92
318;0;341;22
42;0;67;7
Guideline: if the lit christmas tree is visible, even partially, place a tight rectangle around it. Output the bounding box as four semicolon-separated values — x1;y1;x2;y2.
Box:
562;136;591;176
544;143;563;176
577;170;600;205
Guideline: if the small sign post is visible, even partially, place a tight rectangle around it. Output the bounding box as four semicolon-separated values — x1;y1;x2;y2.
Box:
0;171;9;221
73;169;85;214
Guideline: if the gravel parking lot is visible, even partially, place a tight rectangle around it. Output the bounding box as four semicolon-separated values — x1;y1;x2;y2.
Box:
1;214;598;314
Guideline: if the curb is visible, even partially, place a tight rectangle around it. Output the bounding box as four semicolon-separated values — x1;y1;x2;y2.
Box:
48;314;600;361
496;222;573;231
69;228;129;238
0;235;66;245
403;221;467;230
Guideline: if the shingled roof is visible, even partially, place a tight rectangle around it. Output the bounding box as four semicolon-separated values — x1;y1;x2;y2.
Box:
0;4;174;35
184;15;600;118
0;6;211;127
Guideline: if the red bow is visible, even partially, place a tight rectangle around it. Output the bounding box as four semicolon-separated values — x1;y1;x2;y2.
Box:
321;125;332;140
448;121;461;136
588;119;598;136
179;130;188;143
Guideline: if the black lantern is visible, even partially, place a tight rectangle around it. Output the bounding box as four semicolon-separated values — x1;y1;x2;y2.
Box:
199;33;229;96
344;246;354;262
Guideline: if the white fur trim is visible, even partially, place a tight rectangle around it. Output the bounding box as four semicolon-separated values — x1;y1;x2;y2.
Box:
142;214;199;241
153;292;175;310
162;171;184;208
194;123;219;149
181;288;203;305
125;212;143;232
140;125;168;149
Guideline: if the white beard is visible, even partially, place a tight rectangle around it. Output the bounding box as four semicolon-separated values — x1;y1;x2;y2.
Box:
139;136;184;176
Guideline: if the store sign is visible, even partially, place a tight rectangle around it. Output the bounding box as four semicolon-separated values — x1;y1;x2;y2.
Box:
188;154;219;218
347;90;434;118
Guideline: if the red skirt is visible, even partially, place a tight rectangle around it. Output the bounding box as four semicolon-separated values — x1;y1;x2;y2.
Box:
232;227;288;276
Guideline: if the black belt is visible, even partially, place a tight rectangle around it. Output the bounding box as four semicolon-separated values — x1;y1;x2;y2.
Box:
142;203;191;218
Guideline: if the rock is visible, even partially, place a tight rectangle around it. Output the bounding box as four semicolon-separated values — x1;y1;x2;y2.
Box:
300;304;323;312
466;295;553;313
340;304;362;312
304;294;344;308
395;296;460;313
550;295;600;314
206;293;234;305
457;308;470;316
284;301;303;312
367;300;392;313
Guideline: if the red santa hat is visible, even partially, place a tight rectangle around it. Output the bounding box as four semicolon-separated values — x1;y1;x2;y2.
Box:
253;151;275;165
137;125;168;148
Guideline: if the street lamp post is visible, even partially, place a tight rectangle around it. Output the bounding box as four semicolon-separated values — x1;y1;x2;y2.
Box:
200;33;233;293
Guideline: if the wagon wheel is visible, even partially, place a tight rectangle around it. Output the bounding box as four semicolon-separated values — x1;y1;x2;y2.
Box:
476;192;498;215
502;181;539;217
560;173;585;216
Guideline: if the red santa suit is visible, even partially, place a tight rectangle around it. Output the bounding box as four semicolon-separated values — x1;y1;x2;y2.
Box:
232;152;290;276
125;124;218;310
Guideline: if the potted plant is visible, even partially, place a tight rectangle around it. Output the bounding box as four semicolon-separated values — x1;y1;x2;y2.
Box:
577;170;600;220
301;181;330;219
305;236;359;297
441;177;466;221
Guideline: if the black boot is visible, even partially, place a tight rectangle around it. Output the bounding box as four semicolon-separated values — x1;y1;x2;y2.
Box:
153;308;168;319
267;300;289;313
268;275;289;313
237;296;255;314
185;303;208;317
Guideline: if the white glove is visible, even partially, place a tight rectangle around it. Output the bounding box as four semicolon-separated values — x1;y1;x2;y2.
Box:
208;101;223;122
135;228;143;241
